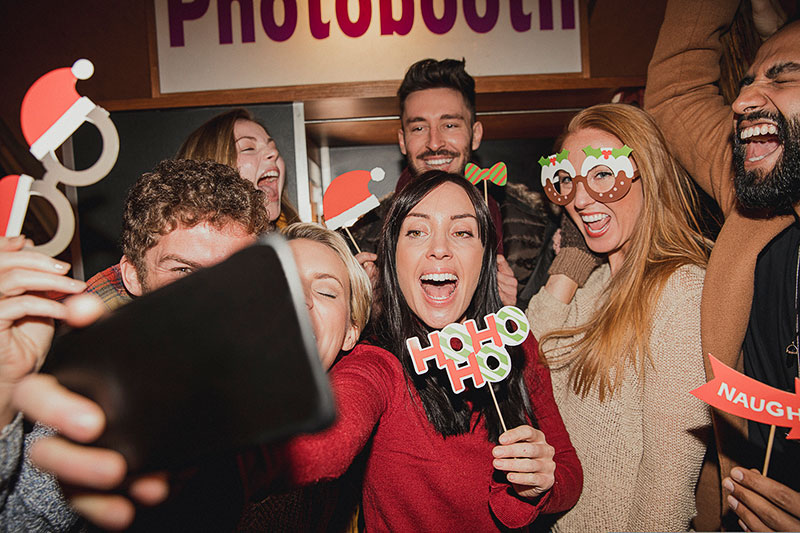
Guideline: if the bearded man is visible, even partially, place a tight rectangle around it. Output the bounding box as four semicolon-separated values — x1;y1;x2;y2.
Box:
646;0;800;530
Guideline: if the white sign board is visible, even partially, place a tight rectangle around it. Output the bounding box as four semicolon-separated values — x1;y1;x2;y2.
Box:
154;0;582;94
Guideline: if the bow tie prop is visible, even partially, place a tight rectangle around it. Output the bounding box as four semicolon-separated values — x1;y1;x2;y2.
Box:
406;306;529;432
691;354;800;477
323;167;385;253
464;162;507;205
1;59;118;256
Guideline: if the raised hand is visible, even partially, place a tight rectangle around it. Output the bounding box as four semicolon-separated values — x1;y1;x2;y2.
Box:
492;424;555;500
497;254;518;307
14;373;169;531
0;235;85;425
751;0;787;41
724;466;800;532
354;251;378;288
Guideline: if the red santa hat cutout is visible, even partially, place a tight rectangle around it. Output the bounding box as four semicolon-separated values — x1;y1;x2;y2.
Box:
21;59;97;161
0;174;34;237
323;167;385;230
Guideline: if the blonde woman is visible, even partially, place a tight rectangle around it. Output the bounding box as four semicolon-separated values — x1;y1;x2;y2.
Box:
527;103;711;531
239;222;371;532
178;108;300;227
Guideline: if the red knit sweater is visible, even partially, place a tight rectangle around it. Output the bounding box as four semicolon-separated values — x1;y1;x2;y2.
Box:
266;337;582;530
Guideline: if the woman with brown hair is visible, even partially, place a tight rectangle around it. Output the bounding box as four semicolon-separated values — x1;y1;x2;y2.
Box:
178;108;300;227
527;103;712;531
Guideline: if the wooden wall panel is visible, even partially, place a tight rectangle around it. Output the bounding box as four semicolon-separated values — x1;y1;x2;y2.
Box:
0;2;151;151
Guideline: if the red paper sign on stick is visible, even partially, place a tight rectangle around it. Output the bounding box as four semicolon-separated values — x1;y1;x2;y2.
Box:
690;354;800;439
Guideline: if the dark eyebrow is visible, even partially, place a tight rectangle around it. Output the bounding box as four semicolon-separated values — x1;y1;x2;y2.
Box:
159;255;203;270
741;62;800;88
404;113;467;124
765;62;800;78
406;212;477;222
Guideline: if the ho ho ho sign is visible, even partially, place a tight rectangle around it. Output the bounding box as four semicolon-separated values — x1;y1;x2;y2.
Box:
154;0;582;93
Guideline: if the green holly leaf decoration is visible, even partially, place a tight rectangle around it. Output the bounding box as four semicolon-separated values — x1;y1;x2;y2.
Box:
582;146;603;158
611;145;633;158
555;149;570;163
538;156;551;167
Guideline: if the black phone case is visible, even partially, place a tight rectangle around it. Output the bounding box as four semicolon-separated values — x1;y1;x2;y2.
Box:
43;233;334;473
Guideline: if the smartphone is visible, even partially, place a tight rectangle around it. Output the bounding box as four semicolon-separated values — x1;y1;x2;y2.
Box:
43;233;334;473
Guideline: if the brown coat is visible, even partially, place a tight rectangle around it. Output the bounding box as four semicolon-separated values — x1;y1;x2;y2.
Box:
645;0;794;529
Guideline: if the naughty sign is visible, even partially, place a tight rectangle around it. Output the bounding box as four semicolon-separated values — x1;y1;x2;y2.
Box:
154;0;582;93
691;354;800;439
406;306;529;394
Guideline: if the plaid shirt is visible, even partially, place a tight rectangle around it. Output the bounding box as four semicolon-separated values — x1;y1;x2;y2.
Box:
84;263;133;311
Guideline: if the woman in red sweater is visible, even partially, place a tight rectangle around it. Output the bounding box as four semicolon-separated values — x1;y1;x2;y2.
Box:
275;171;582;530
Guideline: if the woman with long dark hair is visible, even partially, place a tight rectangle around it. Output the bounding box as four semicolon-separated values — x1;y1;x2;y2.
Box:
276;171;582;530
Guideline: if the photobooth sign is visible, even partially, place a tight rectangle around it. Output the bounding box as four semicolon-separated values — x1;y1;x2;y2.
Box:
154;0;583;93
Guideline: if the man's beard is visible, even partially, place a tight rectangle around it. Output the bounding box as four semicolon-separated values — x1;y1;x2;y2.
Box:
733;111;800;212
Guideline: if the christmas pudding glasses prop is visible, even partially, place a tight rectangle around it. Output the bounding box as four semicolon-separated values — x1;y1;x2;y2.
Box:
406;306;530;432
1;59;118;256
539;146;639;206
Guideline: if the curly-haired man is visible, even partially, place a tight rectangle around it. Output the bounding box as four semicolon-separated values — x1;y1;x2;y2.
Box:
86;158;271;309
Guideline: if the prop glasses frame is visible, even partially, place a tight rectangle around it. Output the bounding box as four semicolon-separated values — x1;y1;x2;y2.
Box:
543;169;640;206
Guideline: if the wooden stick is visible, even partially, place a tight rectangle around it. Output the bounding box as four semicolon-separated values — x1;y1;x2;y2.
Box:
483;179;488;205
762;424;777;477
343;227;361;254
487;383;507;433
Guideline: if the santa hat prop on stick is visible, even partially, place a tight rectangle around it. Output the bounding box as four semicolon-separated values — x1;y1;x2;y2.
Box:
323;168;385;253
4;59;119;256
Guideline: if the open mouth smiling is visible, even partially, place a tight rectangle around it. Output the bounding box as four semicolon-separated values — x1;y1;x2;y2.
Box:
417;150;460;170
580;212;611;237
423;157;454;168
257;170;280;199
420;272;459;302
738;120;783;164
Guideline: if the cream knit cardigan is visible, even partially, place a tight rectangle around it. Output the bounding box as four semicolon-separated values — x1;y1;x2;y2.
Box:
527;263;710;532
